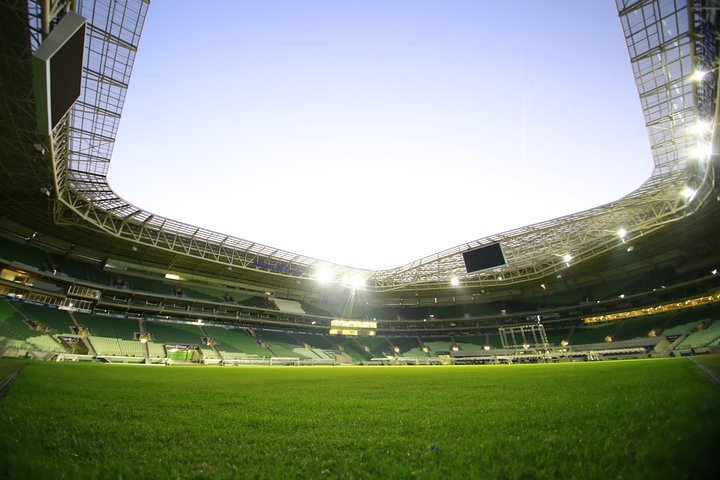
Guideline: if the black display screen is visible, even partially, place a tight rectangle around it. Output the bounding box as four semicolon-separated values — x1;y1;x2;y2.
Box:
462;243;506;273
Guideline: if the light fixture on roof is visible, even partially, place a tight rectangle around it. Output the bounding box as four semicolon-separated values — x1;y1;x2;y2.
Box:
314;267;334;284
689;120;712;136
450;276;460;287
691;142;712;161
342;273;365;289
164;273;181;280
617;228;627;239
690;69;707;82
712;269;718;275
681;186;696;200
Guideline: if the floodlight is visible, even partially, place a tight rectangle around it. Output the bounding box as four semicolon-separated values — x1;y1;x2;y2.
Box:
350;274;366;288
164;273;180;280
450;276;460;286
689;120;712;136
690;69;707;82
563;254;573;263
314;267;334;284
691;143;712;161
617;228;627;238
483;345;491;351
712;269;718;275
681;186;696;200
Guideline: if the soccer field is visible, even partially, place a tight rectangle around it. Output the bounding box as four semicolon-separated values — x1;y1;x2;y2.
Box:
0;359;718;479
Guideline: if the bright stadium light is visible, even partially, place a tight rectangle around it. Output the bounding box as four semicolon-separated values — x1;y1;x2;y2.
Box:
450;276;460;286
342;273;366;289
617;228;627;239
314;267;334;284
689;120;712;136
563;254;573;263
351;275;366;289
690;69;707;82
681;186;696;200
691;143;712;161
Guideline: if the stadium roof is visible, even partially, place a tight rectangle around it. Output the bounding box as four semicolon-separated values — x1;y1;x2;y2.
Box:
0;0;718;294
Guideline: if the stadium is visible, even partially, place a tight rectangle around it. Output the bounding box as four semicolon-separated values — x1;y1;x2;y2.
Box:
1;0;719;478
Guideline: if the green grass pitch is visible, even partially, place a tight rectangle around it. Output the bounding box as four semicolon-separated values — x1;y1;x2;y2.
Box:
0;358;718;479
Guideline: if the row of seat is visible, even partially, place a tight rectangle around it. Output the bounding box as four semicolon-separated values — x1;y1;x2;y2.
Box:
2;298;719;359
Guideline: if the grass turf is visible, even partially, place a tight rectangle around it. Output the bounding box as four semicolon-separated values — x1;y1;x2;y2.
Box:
0;358;718;479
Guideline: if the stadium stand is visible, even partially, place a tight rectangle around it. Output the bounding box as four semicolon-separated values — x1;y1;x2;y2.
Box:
0;300;69;353
12;302;75;335
258;330;309;358
386;336;422;356
0;237;48;270
609;317;665;341
355;336;394;357
203;325;269;359
200;347;220;359
569;323;618;345
290;332;338;358
544;328;573;346
326;337;368;361
422;338;454;355
146;342;166;358
675;321;720;349
662;321;704;337
453;333;502;351
271;298;306;315
76;313;143;357
144;321;204;345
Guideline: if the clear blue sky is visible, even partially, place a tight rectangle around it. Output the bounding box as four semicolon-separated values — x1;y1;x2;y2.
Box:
110;0;653;270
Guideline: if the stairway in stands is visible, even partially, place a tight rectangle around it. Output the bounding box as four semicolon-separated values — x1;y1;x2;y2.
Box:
69;311;96;355
137;318;150;361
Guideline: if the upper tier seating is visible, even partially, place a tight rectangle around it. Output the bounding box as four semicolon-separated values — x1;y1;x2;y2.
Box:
12;302;74;335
